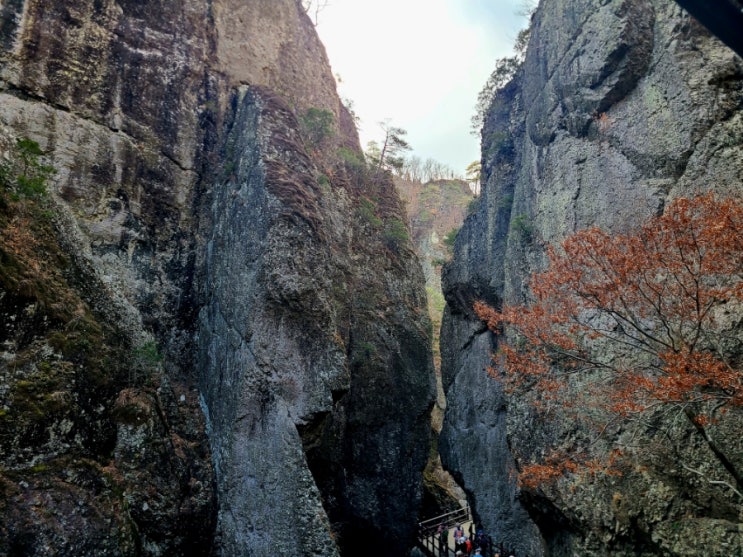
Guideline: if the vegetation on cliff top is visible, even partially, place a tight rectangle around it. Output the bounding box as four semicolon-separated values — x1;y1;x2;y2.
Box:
471;26;530;136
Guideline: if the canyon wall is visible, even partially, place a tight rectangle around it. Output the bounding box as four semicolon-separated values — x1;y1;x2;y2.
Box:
441;0;742;555
0;1;434;555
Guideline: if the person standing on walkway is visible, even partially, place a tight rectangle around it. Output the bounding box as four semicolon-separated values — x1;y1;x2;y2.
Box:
438;524;448;557
475;528;491;557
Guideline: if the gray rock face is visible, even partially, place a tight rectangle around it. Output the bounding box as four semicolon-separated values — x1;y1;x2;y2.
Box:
197;86;435;555
0;1;435;555
441;0;742;555
197;87;346;556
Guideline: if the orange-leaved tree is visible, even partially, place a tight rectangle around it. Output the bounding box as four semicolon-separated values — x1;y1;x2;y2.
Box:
475;193;742;493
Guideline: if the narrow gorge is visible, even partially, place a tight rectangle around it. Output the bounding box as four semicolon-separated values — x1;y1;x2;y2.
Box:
0;1;741;556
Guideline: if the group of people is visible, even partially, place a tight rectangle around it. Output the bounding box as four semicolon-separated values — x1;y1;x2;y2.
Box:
435;523;515;557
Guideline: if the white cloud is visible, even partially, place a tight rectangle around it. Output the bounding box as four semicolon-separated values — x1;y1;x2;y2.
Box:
315;0;529;174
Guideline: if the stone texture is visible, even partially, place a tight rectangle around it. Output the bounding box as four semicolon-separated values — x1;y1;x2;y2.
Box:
441;0;743;555
0;1;435;555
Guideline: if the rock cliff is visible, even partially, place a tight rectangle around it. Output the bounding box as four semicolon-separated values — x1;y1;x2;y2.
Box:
441;0;742;555
0;1;434;555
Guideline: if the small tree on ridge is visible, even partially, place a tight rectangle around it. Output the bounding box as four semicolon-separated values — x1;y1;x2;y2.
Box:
370;120;411;174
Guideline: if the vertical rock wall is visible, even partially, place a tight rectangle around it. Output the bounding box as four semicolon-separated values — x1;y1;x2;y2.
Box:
1;2;219;553
441;0;742;555
196;87;347;555
0;0;435;555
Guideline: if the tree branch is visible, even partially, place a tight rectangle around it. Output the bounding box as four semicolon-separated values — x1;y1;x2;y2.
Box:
681;462;743;500
683;406;743;493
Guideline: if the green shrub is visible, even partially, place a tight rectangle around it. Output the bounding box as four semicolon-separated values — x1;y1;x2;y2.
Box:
510;213;533;242
317;174;331;193
358;197;382;227
383;217;409;251
300;107;334;149
133;341;163;365
128;341;163;386
467;196;481;215
352;341;377;365
486;131;514;159
497;193;514;209
336;146;362;165
1;137;55;199
335;146;370;187
443;227;460;250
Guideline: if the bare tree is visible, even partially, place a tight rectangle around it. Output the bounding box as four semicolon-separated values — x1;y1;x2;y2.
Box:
401;155;423;183
471;27;531;135
419;158;458;182
301;0;330;25
516;0;538;18
397;155;462;182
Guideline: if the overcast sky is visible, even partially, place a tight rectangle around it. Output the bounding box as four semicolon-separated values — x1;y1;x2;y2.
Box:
314;0;531;176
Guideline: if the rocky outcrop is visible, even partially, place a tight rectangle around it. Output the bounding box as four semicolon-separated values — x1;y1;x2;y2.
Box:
197;85;435;555
0;1;435;555
441;0;743;555
1;0;220;548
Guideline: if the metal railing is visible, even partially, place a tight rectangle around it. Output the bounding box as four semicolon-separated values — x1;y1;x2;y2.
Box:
417;505;471;557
